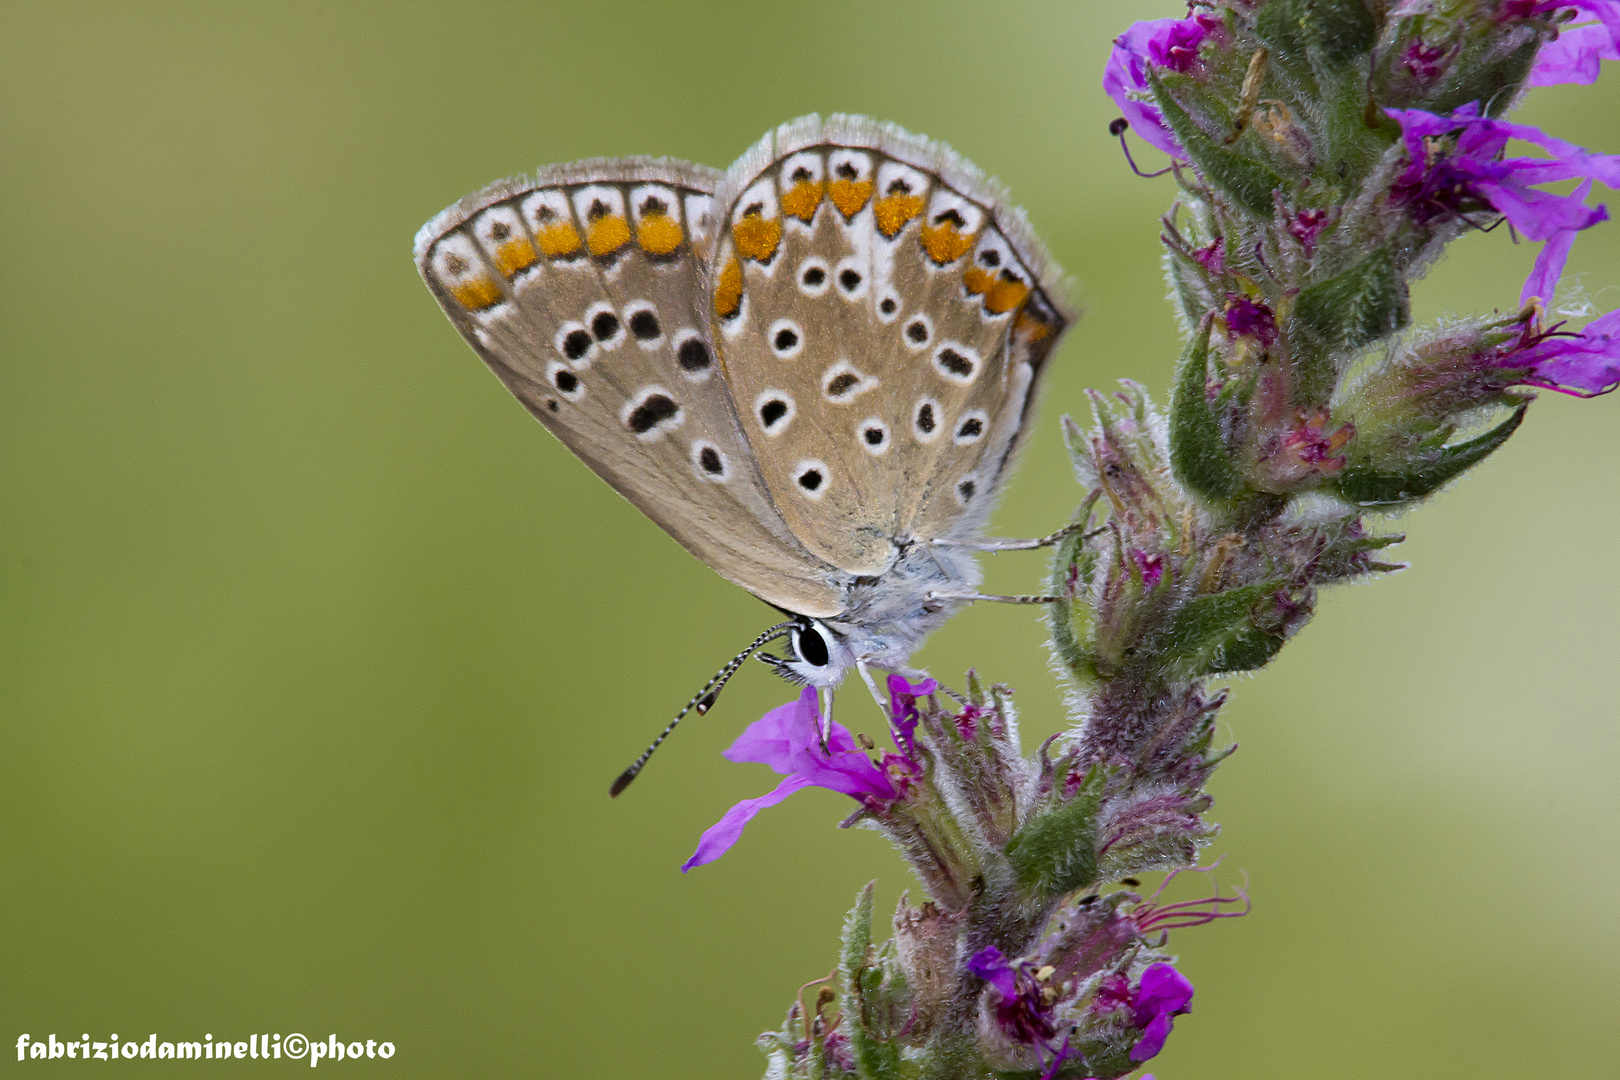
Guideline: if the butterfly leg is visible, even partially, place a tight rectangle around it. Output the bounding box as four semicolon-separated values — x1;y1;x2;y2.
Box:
816;685;835;754
931;522;1102;552
926;590;1059;604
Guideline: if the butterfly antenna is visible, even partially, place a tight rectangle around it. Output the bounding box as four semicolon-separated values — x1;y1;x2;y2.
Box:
609;620;796;797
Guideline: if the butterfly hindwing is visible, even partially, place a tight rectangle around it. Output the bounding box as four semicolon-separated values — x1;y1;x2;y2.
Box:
415;159;845;617
707;117;1072;577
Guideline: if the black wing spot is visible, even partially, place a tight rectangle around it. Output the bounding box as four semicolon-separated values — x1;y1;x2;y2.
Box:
957;417;983;439
677;338;712;372
906;320;929;343
627;394;678;433
629;310;661;340
490;221;511;240
835;162;858;179
592;311;620;341
864;426;885;446
773;327;799;352
444;253;468;274
933;208;966;227
791;165;814;182
554;369;579;393
879;297;897;315
937;348;974;378
803;266;826;286
827;373;859;397
760;399;788;427
797;468;823;491
916;402;936;434
839;268;862;291
886;178;912;195
698;446;723;474
562;329;593;360
958;479;976;502
979;248;1001;267
639;195;667;215
587;199;611;220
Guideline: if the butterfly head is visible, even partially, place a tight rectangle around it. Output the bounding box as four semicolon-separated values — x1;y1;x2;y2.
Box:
779;616;856;689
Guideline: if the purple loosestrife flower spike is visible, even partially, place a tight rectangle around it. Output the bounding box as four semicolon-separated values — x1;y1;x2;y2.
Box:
681;688;900;871
1129;963;1195;1062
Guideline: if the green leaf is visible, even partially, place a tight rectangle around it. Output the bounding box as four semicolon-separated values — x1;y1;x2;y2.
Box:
1005;767;1104;899
1149;71;1284;219
1332;404;1526;507
1160;581;1290;681
839;882;901;1080
1257;0;1378;76
1170;323;1249;504
1293;249;1410;356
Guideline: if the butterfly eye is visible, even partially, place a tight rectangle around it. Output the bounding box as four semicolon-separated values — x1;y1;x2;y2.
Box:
792;623;830;668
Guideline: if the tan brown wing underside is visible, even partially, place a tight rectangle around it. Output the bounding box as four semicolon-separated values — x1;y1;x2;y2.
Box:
705;117;1072;575
415;159;844;618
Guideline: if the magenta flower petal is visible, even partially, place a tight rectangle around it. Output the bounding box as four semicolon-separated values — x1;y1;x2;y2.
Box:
886;673;937;753
1528;1;1620;86
1104;19;1189;161
1128;962;1194;1062
685;688;900;870
681;773;813;872
967;945;1020;998
1512;308;1620;396
1130;1011;1176;1062
1523;179;1596;305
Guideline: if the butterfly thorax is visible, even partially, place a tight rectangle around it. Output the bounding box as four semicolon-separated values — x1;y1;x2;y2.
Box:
812;537;980;678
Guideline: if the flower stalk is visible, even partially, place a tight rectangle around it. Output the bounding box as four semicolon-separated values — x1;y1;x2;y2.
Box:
694;3;1618;1076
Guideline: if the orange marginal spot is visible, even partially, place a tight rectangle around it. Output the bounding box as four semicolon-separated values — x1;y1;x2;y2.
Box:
962;266;994;296
493;238;538;278
451;276;503;311
781;180;824;222
714;256;744;317
828;178;874;219
873;193;925;239
1014;310;1051;342
637;213;684;255
985;275;1031;315
731;213;782;262
535;221;583;258
920;222;975;265
586;214;632;257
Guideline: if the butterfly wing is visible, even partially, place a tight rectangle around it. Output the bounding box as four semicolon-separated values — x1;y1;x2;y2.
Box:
415;158;844;618
706;116;1073;577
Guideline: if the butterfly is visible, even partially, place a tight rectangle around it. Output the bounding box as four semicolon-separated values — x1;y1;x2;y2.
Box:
415;115;1074;792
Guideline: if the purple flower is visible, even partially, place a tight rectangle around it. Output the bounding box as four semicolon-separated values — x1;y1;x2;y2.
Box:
1129;962;1195;1062
1286;207;1331;255
1403;38;1453;81
1194;237;1225;274
968;946;1058;1044
1223;293;1278;345
681;688;905;871
1507;308;1620;396
1520;1;1620;86
1130;549;1166;588
887;673;937;755
1387;103;1620;306
1104;19;1197;161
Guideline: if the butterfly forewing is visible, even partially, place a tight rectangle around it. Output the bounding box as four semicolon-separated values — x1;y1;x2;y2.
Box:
415;160;845;617
708;117;1073;576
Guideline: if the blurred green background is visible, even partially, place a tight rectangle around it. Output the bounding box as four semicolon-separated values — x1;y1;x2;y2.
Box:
2;2;1617;1076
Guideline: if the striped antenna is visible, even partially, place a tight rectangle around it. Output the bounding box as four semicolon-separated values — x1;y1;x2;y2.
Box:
609;620;796;797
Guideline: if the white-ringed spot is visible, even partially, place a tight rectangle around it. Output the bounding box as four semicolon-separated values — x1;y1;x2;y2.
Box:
821;360;876;404
912;397;943;444
953;408;989;445
794;459;830;500
876;289;902;324
622;386;683;441
584;301;625;351
797;257;831;297
546;361;585;402
755;390;796;436
554;320;595;369
933;341;980;385
858;418;890;456
690;440;729;482
672;329;714;382
624;301;663;349
768;318;805;360
833;256;868;301
955;475;979;507
902;313;932;352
